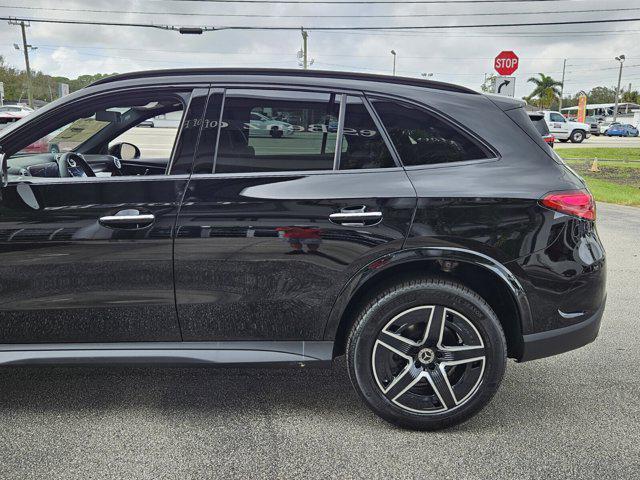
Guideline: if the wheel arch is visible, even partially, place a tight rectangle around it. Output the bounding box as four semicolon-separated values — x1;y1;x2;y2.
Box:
326;248;532;360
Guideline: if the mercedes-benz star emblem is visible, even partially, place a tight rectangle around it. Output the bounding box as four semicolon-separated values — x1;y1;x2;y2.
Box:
67;158;77;167
417;348;435;365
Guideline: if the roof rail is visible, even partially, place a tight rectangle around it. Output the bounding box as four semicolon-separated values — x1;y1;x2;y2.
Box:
89;68;477;94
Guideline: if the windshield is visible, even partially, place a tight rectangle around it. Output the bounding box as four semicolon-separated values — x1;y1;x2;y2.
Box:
15;114;114;156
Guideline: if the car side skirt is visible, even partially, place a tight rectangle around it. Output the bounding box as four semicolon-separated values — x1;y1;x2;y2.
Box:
0;341;334;367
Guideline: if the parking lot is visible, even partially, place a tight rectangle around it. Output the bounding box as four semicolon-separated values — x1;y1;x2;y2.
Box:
0;202;637;480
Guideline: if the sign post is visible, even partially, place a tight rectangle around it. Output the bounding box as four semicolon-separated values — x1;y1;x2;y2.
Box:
493;51;519;98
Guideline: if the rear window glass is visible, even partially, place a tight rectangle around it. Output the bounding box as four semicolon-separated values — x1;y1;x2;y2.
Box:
371;99;489;166
528;115;550;136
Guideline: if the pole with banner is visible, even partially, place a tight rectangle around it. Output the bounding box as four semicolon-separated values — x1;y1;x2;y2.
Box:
577;91;588;123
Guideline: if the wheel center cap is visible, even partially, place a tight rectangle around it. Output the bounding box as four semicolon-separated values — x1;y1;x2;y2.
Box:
417;348;436;365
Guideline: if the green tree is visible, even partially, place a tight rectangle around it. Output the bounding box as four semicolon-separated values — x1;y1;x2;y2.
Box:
526;73;563;109
587;86;617;104
480;74;497;93
621;89;639;104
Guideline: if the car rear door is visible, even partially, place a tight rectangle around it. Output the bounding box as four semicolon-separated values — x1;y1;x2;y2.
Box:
0;87;208;343
173;88;416;341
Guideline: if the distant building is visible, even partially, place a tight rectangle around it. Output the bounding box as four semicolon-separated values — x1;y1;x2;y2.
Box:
561;102;640;122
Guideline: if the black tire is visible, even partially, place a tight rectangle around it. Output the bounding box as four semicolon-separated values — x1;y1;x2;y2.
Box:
270;126;283;138
570;130;585;143
558;138;569;143
346;277;506;431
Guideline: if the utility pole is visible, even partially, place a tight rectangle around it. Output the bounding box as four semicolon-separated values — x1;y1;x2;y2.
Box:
9;20;35;108
613;54;626;123
558;59;567;112
301;28;308;70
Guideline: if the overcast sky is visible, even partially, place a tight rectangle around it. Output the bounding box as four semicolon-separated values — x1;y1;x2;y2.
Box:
0;0;637;99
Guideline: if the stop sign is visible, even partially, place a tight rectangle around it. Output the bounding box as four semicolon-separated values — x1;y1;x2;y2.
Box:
494;51;519;76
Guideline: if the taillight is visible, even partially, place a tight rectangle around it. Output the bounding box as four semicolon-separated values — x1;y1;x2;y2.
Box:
540;190;595;221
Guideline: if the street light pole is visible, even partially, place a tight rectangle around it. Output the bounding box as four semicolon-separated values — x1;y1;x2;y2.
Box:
390;50;396;76
613;54;626;123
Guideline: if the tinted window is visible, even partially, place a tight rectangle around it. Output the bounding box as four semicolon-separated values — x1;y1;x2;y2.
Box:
371;99;489;166
214;89;339;173
528;115;550;136
338;96;395;170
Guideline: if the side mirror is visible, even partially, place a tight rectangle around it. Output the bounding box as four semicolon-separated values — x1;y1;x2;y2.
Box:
109;142;140;161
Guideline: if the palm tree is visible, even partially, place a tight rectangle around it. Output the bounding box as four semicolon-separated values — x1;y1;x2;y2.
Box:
526;73;563;109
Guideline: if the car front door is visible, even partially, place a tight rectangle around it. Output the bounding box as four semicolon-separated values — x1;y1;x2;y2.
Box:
548;112;569;138
173;88;416;342
0;87;207;343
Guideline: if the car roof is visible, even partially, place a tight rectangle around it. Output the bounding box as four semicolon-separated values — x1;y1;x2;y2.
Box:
89;68;478;95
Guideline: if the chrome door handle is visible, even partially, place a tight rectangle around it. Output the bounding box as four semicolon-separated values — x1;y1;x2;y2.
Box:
329;211;383;227
99;212;155;229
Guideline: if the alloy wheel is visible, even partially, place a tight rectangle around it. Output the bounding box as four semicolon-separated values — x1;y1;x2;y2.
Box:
372;305;486;414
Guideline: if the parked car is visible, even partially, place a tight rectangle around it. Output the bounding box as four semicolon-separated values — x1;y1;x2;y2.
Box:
605;123;639;137
0;104;33;127
0;69;606;431
137;119;155;128
0;104;33;115
249;111;294;137
599;121;620;134
527;111;555;148
542;110;590;143
584;116;601;136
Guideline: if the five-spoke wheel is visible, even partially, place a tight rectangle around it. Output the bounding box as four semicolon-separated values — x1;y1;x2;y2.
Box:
347;278;506;430
373;305;486;414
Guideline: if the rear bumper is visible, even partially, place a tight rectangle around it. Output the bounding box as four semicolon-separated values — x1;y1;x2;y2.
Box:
518;298;606;362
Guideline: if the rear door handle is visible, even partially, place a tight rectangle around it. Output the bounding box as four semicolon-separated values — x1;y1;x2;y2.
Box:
99;211;155;229
329;211;383;227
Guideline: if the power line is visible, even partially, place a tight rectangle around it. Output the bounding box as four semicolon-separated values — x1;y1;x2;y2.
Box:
30;44;624;60
3;15;640;31
2;4;636;18
149;0;592;4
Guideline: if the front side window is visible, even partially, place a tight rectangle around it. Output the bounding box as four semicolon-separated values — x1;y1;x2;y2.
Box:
371;99;489;167
549;113;566;123
214;89;339;173
7;92;187;179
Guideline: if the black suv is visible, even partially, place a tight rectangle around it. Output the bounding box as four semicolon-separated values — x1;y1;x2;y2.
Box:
0;69;606;430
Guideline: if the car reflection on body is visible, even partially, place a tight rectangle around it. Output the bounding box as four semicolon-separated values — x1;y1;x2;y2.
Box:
249;111;295;138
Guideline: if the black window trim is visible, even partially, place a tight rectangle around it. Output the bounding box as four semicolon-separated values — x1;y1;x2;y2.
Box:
364;92;500;170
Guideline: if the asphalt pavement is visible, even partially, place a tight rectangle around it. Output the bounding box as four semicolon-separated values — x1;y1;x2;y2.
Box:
0;203;638;479
556;135;640;148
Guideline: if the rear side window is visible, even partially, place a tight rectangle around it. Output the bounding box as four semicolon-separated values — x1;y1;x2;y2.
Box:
338;96;395;170
214;89;339;173
371;99;489;166
528;115;550;136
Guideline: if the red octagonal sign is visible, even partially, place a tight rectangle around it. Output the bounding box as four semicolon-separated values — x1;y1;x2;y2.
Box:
494;51;519;76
